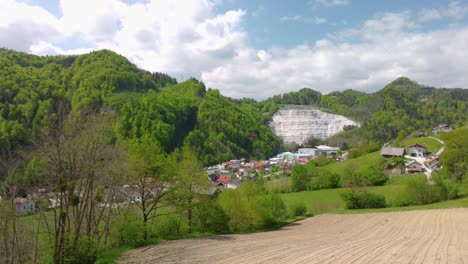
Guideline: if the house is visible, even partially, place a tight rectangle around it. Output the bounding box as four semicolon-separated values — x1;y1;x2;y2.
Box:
432;124;452;134
276;152;295;160
217;176;231;185
298;148;317;156
405;161;424;173
16;198;37;217
408;143;427;157
316;145;340;156
427;156;440;171
207;172;220;182
295;157;309;164
223;160;241;169
195;186;221;196
118;186;143;204
226;178;242;189
253;161;270;170
380;147;406;158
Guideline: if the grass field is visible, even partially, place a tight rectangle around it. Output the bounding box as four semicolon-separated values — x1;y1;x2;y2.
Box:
277;174;468;215
322;151;382;175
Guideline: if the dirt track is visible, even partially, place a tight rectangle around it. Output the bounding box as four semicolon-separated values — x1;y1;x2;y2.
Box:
119;208;468;264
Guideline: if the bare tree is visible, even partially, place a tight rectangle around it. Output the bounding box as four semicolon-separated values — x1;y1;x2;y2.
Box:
39;110;120;263
0;139;40;264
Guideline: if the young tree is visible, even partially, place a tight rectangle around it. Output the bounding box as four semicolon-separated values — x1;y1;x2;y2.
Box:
440;128;468;181
170;147;209;233
125;136;173;241
290;165;310;192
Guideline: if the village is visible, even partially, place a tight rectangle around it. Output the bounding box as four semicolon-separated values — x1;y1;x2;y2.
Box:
3;123;450;217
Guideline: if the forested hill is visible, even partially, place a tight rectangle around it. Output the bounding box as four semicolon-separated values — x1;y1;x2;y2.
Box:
1;49;467;170
0;49;281;168
248;77;468;150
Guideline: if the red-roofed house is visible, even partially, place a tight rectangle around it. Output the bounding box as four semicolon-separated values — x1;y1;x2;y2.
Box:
217;176;231;184
296;157;309;164
254;161;270;170
432;124;452;134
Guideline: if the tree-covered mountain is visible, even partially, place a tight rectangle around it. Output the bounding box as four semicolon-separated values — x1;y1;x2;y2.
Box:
0;49;281;172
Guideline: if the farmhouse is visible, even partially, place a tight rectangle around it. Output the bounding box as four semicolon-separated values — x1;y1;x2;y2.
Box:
405;161;424;173
427;156;440;171
380;147;406;158
408;143;427;157
432;124;452;134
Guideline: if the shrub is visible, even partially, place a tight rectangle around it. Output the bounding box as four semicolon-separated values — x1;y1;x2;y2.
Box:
193;199;230;234
290;201;307;217
263;194;288;222
62;236;98;264
362;166;388;186
156;214;187;238
290;165;310;192
405;174;459;205
219;182;266;232
308;170;340;190
340;190;386;209
405;176;442;205
117;220;144;247
433;174;459;200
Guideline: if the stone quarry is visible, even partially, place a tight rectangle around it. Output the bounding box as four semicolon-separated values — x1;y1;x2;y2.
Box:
269;106;359;145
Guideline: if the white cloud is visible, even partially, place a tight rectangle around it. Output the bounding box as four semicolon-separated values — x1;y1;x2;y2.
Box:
1;0;247;82
310;0;350;8
280;15;327;24
418;1;468;22
1;0;468;100
203;9;468;99
0;0;62;51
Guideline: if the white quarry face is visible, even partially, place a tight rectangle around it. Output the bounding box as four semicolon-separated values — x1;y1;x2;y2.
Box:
269;106;359;145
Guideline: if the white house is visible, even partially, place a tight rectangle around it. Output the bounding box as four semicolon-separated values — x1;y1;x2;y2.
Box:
408;143;427;157
316;145;340;156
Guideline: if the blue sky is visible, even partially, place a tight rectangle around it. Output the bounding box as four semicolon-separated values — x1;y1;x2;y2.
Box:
2;0;468;98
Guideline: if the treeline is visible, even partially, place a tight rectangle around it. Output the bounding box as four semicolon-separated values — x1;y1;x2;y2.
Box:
0;49;280;172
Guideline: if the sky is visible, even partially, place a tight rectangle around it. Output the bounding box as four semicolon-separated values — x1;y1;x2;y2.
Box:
1;0;468;99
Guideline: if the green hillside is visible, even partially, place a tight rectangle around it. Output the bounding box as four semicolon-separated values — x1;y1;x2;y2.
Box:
0;49;281;172
323;151;382;175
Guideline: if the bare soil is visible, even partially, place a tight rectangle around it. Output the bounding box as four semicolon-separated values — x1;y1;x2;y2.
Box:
119;208;468;264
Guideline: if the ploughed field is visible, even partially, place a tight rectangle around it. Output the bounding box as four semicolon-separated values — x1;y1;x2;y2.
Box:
119;208;468;264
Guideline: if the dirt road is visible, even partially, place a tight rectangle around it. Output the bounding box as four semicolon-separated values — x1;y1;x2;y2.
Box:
119;208;468;264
